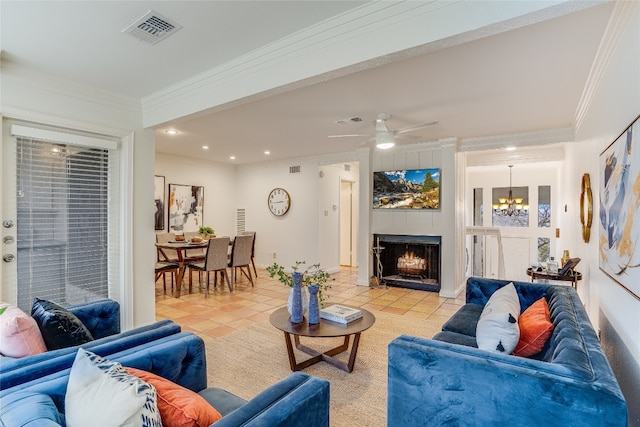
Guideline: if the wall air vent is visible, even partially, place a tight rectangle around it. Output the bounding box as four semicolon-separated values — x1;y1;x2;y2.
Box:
122;10;182;45
236;209;246;234
289;165;301;174
344;164;351;172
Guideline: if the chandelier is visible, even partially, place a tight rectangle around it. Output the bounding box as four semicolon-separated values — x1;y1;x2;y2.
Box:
492;165;529;216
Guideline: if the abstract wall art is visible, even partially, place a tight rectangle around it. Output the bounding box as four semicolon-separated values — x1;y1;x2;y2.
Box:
599;114;640;300
168;184;204;233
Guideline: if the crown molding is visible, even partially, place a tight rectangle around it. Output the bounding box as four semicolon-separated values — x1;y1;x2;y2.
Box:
458;127;574;152
141;0;587;127
575;0;638;130
2;63;140;114
465;144;566;167
2;106;132;138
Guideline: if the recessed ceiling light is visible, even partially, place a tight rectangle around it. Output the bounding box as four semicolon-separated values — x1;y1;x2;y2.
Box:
165;129;179;135
264;151;270;155
202;145;209;150
504;146;516;151
230;156;236;160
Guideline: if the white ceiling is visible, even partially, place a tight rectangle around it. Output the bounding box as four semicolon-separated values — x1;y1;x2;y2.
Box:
1;1;615;165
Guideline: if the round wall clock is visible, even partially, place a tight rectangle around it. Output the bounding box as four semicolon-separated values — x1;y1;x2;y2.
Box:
268;188;291;216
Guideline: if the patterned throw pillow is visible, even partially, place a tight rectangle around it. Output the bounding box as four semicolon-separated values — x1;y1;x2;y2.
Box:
65;348;163;427
476;283;521;354
31;298;94;350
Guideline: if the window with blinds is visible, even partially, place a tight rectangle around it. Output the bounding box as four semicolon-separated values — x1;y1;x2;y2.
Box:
12;125;119;310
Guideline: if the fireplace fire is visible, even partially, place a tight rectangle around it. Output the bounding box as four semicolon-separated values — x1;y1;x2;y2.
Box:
397;252;427;277
374;234;441;292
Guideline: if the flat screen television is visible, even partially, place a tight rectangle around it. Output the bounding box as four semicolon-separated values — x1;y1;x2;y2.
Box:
373;168;440;209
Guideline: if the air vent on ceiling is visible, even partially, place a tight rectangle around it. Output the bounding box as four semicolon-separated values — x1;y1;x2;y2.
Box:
336;117;364;125
289;165;301;174
122;10;182;45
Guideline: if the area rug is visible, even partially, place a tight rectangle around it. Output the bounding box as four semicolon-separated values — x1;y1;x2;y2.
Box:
204;311;443;427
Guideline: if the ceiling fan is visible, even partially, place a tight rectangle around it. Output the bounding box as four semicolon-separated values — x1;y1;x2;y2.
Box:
329;113;439;149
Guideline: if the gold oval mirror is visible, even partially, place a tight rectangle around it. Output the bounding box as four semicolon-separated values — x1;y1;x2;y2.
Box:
580;173;593;243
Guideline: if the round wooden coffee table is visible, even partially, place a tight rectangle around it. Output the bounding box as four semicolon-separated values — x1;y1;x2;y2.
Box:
269;305;375;373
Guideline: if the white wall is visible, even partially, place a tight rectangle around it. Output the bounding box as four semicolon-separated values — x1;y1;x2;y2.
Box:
235;158;321;271
154;153;238;238
570;0;639;361
566;2;640;422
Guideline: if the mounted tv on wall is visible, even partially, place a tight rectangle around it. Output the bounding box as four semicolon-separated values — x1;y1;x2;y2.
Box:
373;168;440;209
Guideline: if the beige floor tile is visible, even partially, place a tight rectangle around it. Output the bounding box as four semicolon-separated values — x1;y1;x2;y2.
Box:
156;267;461;342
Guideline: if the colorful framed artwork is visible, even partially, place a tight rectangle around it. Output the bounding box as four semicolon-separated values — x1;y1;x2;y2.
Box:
168;184;204;233
599;114;640;301
154;175;165;231
373;168;440;209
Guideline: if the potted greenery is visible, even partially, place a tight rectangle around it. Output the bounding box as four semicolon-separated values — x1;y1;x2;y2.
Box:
197;226;215;239
266;261;333;308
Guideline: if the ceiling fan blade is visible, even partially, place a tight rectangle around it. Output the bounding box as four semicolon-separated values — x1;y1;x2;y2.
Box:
328;134;371;138
358;136;376;147
394;120;440;135
375;112;390;132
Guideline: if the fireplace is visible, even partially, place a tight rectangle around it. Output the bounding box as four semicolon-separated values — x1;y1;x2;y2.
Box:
373;234;441;292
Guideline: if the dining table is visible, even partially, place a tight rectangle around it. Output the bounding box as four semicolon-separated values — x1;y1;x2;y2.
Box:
156;240;208;298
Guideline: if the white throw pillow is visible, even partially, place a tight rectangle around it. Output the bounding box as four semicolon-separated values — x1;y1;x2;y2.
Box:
476;283;521;354
65;348;163;427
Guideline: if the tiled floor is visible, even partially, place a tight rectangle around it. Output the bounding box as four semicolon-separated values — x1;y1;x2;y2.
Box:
155;267;464;340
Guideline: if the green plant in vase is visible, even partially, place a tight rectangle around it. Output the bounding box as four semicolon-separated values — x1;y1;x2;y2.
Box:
301;263;333;307
266;261;333;307
198;226;215;238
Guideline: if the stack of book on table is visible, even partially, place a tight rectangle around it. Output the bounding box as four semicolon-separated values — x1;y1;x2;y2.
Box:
319;304;363;324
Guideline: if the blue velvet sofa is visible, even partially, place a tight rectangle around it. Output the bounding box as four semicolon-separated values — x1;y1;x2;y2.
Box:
0;299;182;390
388;277;627;427
0;331;331;427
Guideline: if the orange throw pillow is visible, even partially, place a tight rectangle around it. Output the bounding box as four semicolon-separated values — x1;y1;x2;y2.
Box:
513;297;554;357
125;367;222;427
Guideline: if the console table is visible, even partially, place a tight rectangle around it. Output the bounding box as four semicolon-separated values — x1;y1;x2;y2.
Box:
526;267;582;289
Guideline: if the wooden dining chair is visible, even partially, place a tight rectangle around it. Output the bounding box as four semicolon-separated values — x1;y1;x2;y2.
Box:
155;262;179;294
187;237;232;296
156;232;179;263
229;234;254;288
183;231;206;262
241;231;257;278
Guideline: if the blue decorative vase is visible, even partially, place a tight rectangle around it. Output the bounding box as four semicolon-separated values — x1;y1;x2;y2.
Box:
288;272;304;323
308;285;320;324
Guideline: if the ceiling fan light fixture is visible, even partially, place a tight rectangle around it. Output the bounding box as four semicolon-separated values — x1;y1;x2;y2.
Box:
376;131;395;149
